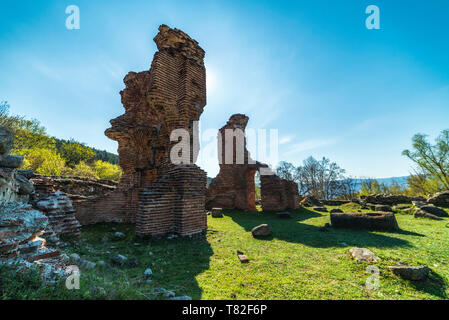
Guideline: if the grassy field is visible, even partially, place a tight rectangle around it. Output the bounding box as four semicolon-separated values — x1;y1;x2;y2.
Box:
2;204;448;300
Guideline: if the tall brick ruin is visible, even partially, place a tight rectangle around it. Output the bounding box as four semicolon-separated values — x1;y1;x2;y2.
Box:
206;114;300;212
78;25;207;237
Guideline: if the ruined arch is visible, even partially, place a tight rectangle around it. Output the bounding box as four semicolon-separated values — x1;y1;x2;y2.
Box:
206;114;300;212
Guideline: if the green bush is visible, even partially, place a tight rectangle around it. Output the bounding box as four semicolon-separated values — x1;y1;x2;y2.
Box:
92;160;122;182
18;147;67;176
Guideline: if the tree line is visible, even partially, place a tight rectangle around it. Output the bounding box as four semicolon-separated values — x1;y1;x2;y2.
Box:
0;101;122;182
276;129;449;199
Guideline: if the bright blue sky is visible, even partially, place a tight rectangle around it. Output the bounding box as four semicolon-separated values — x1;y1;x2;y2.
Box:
1;0;448;178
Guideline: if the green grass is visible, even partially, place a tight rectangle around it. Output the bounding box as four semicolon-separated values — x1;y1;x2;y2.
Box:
2;207;448;300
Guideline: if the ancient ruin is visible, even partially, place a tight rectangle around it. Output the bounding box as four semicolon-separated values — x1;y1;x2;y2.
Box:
330;211;399;231
0;129;66;280
206;114;300;212
75;25;208;237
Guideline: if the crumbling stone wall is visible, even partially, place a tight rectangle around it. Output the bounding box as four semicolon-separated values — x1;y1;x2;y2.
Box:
0;129;65;279
206;114;300;212
360;194;425;205
76;25;207;236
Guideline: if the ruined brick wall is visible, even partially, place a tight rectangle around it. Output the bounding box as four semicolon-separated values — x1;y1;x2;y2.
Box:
30;175;117;198
137;165;206;236
206;114;262;210
102;25;208;236
206;114;300;212
28;174;124;225
260;175;300;211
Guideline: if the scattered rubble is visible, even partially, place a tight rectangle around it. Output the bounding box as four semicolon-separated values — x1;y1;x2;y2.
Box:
414;210;443;220
211;208;223;218
388;265;430;281
349;248;379;263
427;191;449;207
251;224;271;237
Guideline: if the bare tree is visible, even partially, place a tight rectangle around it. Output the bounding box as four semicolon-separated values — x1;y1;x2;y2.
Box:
294;156;346;200
276;161;296;181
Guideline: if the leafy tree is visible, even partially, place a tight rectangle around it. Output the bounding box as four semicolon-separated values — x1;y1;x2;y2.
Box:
92;160;122;182
19;148;66;176
59;139;95;167
406;172;442;196
93;148;119;165
0;101;56;152
402;130;449;190
71;161;99;179
359;178;388;195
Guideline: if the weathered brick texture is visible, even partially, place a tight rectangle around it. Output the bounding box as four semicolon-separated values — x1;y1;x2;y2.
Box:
206;114;300;212
74;25;208;236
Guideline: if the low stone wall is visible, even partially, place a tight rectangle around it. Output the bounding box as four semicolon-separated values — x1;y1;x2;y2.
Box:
359;194;425;205
29;174;117;198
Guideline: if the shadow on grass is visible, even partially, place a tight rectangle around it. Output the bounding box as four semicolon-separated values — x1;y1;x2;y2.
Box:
76;223;213;300
225;207;413;249
409;270;448;299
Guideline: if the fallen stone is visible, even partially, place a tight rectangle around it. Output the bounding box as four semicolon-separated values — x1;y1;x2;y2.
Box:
300;196;322;207
329;208;343;213
114;231;125;239
331;212;399;231
374;204;393;212
211;208;223;218
414;210;443;220
349;248;379;263
144;268;153;277
0;155;23;168
276;211;291;219
427;190;449;207
393;205;411;210
16;174;34;195
238;254;249;263
111;254;127;266
419;205;448;217
165;290;176;298
251;224;271;237
312;206;327;212
389;265;430;281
